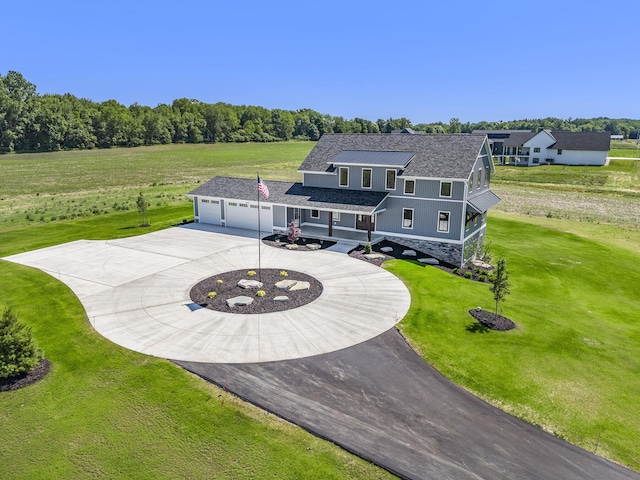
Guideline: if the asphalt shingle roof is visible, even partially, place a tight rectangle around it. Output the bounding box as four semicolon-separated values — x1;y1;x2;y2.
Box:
298;134;487;180
548;131;610;151
502;131;537;147
188;177;388;214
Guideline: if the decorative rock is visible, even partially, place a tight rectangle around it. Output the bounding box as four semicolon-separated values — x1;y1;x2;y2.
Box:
472;260;493;270
226;296;254;307
238;279;263;289
380;246;394;253
418;257;439;265
289;281;310;291
364;253;385;260
285;243;299;250
306;243;321;250
275;279;298;290
273;296;290;302
402;249;417;256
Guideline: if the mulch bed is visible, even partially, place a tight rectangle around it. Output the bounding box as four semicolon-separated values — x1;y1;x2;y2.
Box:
0;358;51;392
348;239;450;268
189;269;323;314
468;309;516;331
262;234;336;251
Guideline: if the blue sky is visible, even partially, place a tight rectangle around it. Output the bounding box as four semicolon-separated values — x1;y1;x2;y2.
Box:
3;0;638;124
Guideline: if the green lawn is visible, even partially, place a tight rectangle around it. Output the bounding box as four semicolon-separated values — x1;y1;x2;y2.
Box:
390;215;640;470
0;260;391;479
2;141;640;475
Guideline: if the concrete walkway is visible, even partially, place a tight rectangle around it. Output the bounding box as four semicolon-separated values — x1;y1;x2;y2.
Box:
4;224;410;363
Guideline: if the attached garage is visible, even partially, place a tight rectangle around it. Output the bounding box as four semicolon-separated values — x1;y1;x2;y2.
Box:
198;198;221;225
225;201;273;232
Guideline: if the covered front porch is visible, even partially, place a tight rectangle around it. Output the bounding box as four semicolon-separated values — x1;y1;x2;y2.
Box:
292;224;385;245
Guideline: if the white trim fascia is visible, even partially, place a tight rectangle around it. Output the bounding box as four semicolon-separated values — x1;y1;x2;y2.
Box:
375;229;462;245
330;162;410;169
462;224;487;243
297;169;335;175
387;195;464;204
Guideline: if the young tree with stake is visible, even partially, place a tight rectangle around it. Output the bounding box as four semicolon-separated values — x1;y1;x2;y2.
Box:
490;258;511;315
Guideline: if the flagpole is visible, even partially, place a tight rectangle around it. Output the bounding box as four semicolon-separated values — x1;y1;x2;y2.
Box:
257;173;262;283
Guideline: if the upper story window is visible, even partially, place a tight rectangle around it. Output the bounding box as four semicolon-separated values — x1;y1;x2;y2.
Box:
404;179;415;195
386;169;396;190
440;181;452;197
534;147;541;153
362;168;372;189
468;174;473;193
558;149;563;155
339;167;349;187
476;170;482;189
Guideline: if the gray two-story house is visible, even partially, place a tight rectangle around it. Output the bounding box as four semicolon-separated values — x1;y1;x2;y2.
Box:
187;134;500;267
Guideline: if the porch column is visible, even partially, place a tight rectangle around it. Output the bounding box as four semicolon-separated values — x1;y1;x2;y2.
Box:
367;215;372;241
328;212;333;237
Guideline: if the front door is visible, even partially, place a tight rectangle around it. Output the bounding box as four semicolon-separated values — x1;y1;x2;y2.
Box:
356;214;375;231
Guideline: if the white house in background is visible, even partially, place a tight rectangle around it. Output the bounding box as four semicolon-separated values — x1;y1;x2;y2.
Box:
474;129;610;166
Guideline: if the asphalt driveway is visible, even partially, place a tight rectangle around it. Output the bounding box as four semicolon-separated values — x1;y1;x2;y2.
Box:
176;329;640;480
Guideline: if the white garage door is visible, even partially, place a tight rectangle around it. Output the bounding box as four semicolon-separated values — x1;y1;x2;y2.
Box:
226;202;273;232
199;199;221;225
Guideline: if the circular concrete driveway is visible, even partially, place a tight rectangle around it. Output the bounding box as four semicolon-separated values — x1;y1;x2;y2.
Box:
5;225;411;363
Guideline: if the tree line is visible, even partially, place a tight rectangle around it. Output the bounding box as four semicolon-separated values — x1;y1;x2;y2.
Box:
1;70;639;154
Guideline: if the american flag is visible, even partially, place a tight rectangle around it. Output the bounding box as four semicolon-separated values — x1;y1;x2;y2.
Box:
258;175;269;201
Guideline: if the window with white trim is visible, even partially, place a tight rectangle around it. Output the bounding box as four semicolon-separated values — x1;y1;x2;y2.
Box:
404;179;415;195
332;211;340;221
476;169;481;189
440;181;452;197
534;147;541;153
339;167;349;187
468;174;473;193
402;208;413;229
438;211;450;233
386;169;396;190
532;157;540;164
362;168;372;189
310;209;319;219
558;149;563;155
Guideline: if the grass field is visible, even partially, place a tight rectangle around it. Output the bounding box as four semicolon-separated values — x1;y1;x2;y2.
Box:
610;139;640;158
0;142;312;231
1;141;640;475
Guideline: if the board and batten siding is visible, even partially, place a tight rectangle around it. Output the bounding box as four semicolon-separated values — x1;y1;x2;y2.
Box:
377;196;462;240
273;205;286;228
301;209;330;225
303;170;466;201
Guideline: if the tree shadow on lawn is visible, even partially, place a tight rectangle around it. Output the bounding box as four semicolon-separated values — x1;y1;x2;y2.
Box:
465;322;492;334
